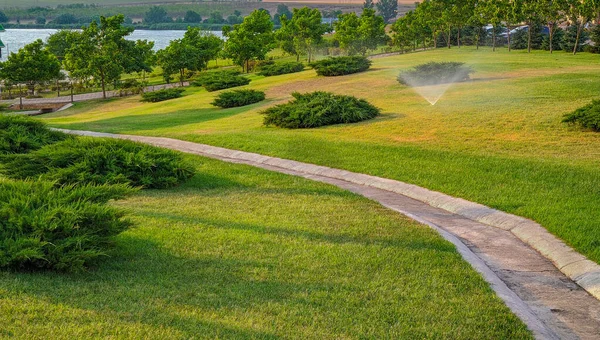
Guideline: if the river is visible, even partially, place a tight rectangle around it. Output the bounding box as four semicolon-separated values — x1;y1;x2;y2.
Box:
0;29;224;61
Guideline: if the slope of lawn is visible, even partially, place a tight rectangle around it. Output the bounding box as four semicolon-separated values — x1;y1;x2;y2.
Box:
43;47;600;264
0;156;530;338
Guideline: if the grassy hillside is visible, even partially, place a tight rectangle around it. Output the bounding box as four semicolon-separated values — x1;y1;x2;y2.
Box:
44;47;600;265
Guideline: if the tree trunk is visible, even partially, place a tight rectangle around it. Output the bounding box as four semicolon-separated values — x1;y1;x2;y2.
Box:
493;26;497;52
19;84;23;110
101;72;106;99
573;23;583;55
180;69;184;86
549;23;554;53
447;25;451;48
457;27;461;48
507;25;512;52
528;23;532;53
246;60;250;73
433;33;437;48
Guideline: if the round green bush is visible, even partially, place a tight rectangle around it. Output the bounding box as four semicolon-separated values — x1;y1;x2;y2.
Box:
0;137;196;189
309;56;372;77
193;70;251;92
398;62;474;86
141;88;185;102
563;100;600;132
258;62;305;76
0;179;133;272
262;91;380;129
212;89;266;108
0;115;70;154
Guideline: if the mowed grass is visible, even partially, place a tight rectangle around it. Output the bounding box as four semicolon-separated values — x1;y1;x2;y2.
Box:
0;156;531;338
44;47;600;264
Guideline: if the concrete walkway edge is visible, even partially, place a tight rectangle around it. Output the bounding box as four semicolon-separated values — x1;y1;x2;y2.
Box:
57;129;600;305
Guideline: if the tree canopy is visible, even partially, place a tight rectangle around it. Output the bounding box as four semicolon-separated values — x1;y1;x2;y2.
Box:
0;39;61;93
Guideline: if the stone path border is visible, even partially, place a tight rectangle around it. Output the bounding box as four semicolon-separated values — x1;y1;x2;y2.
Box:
57;129;600;338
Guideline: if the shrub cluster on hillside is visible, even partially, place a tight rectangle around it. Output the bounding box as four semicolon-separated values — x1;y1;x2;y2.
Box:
262;91;380;129
309;56;372;77
0;115;70;154
398;62;474;86
563;100;600;132
1;137;196;189
141;88;185;102
0;180;133;272
212;89;266;108
258;62;305;76
193;70;251;92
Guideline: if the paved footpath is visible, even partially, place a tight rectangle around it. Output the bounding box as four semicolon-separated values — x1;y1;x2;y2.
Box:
59;129;600;339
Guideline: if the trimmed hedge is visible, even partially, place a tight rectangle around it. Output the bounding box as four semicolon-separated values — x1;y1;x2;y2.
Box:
0;115;70;154
398;62;474;86
212;89;266;108
193;70;251;92
262;91;380;129
258;62;305;76
0;138;196;189
0;179;133;272
309;56;372;76
141;88;185;102
563;100;600;132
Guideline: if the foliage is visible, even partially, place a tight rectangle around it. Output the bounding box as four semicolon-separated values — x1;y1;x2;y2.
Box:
0;137;196;189
212;89;266;108
258;62;305;76
123;39;156;75
275;7;327;62
0;115;69;155
273;4;293;25
309;56;372;77
559;25;589;53
193;70;250;91
563;100;600;131
262;91;379;128
334;8;387;56
222;9;275;72
184;10;202;23
141;88;185;102
375;0;398;24
52;13;78;25
144;6;172;24
0;179;133;272
46;30;81;61
0;10;7;23
398;62;473;86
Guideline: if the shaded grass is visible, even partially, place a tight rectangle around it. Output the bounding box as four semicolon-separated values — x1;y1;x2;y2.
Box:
0;155;530;338
43;47;600;264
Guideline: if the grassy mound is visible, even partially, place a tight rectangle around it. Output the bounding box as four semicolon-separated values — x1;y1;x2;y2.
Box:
0;180;133;272
398;62;474;86
563;100;600;131
193;70;251;92
141;88;185;102
0;138;195;189
0;115;69;154
262;91;379;129
258;62;305;76
212;89;266;108
310;56;372;76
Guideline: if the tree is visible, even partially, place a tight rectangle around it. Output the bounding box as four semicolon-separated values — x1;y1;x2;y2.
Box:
222;10;275;72
376;0;398;24
184;10;202;23
46;30;81;61
566;0;596;54
205;11;225;24
363;0;374;10
335;8;387;56
144;6;171;24
35;17;46;25
539;0;569;53
0;11;8;23
274;4;293;25
52;13;78;25
65;15;135;99
476;0;505;51
276;7;327;62
0;39;61;96
123;40;156;80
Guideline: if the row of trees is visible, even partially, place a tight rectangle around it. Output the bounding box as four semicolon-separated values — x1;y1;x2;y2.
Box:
391;0;600;54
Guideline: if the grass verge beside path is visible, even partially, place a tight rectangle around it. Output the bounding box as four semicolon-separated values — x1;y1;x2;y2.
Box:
0;155;531;338
42;47;600;266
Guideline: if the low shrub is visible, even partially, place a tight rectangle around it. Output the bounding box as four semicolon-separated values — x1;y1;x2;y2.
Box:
212;89;266;108
192;70;250;92
0;179;133;272
258;62;305;76
398;62;474;86
0;115;69;154
563;100;600;131
309;56;372;76
262;91;379;129
141;88;185;102
0;137;196;189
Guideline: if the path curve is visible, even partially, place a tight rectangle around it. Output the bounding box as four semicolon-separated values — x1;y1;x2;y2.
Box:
58;129;600;339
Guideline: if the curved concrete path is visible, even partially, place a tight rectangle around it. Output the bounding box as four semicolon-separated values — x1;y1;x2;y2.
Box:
58;129;600;339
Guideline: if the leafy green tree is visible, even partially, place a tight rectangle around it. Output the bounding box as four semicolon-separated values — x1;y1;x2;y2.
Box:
184;10;202;23
144;6;171;24
222;10;275;72
334;8;387;56
35;17;46;25
46;30;81;61
363;0;374;10
539;0;569;53
0;11;8;23
276;7;327;62
566;0;596;54
65;15;135;99
476;0;505;51
376;0;398;24
205;11;225;24
123;40;156;79
52;13;78;25
0;39;61;95
274;4;293;25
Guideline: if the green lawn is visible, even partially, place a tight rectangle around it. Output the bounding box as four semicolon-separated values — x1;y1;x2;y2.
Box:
0;155;530;338
43;47;600;266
